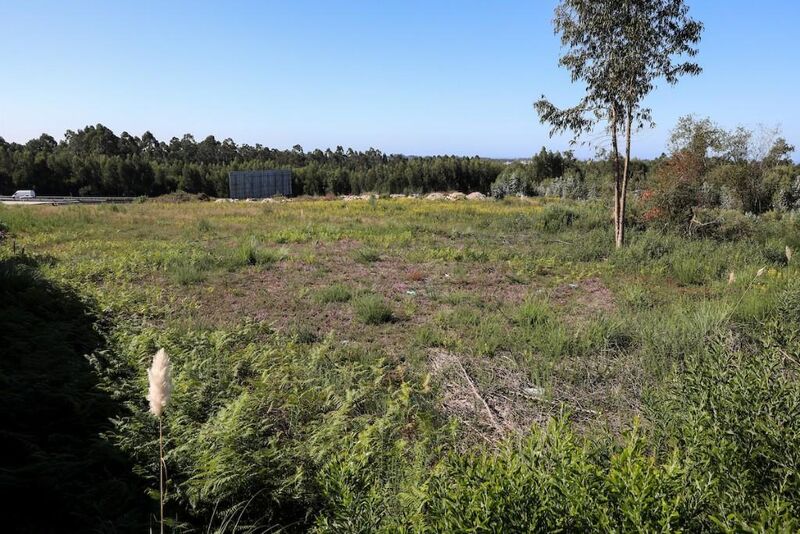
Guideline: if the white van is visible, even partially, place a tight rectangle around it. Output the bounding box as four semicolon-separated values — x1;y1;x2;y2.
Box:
11;190;36;199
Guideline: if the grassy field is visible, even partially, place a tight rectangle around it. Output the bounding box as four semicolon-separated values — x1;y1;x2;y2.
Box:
2;197;800;531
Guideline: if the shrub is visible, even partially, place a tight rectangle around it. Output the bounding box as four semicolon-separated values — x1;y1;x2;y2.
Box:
774;175;800;212
352;293;393;324
535;204;579;233
154;190;209;203
536;173;595;200
555;227;612;262
707;163;778;215
761;239;790;266
689;208;756;241
410;420;699;532
652;310;800;529
490;167;536;198
648;180;699;227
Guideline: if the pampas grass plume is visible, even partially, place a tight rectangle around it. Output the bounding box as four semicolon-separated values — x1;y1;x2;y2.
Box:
147;348;172;534
756;267;766;278
147;348;172;418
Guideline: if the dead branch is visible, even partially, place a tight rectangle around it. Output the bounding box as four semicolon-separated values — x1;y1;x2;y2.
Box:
454;357;502;432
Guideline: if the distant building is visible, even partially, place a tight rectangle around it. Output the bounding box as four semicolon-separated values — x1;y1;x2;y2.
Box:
228;170;292;199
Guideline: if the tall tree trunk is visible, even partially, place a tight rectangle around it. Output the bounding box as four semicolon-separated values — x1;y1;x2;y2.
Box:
617;106;633;248
610;106;622;248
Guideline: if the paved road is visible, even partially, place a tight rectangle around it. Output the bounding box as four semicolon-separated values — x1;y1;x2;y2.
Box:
0;196;135;205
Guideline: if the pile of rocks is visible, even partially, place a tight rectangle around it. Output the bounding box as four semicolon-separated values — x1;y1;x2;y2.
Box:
423;191;490;201
213;192;491;203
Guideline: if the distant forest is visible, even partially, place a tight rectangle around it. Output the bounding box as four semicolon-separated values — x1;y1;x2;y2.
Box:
0;124;644;198
0;124;509;197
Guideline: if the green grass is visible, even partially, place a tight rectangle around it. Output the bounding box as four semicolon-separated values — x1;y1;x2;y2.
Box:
353;247;381;263
315;283;352;303
232;235;288;267
352;293;393;324
2;198;800;531
515;296;554;327
169;259;208;285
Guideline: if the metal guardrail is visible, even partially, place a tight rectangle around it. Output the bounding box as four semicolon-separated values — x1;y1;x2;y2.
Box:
0;196;136;204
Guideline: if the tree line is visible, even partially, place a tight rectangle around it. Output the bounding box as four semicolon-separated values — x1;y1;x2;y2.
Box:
0;124;506;197
2;122;794;209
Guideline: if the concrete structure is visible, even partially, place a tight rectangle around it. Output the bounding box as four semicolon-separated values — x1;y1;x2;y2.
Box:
228;170;292;199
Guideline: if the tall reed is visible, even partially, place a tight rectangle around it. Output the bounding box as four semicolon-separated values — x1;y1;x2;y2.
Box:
147;348;172;534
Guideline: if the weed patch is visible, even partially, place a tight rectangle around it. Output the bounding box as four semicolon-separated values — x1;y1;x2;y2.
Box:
352;293;393;324
315;283;352;304
353;247;381;264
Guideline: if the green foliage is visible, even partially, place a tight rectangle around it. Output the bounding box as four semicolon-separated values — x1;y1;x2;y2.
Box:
554;227;612;262
536;173;594;200
196;218;213;233
8;198;800;531
166;253;215;285
232;236;287;267
774;175;800;212
353;247;381;264
761;238;790;266
352;293;393;324
100;324;429;530
669;248;722;286
489;147;582;198
619;283;654;310
170;261;207;286
0;124;505;197
407;419;697;532
535;0;703;245
650;286;800;529
515;296;553;328
315;283;352;304
646;117;799;225
534;204;579;232
0;257;147;531
690;208;756;241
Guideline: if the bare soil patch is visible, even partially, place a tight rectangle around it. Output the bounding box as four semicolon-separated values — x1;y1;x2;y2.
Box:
552;276;616;321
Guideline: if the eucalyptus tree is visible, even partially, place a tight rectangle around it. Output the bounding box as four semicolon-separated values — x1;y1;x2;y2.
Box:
535;0;703;247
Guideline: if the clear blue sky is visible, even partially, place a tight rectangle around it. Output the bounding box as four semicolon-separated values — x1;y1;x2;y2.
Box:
1;0;798;159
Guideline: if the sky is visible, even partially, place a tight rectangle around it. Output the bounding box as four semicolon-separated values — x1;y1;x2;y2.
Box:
1;0;798;159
